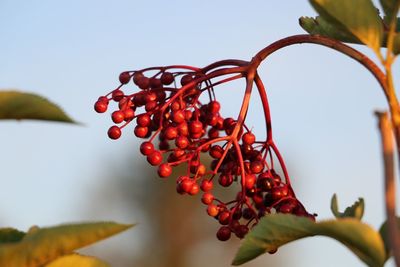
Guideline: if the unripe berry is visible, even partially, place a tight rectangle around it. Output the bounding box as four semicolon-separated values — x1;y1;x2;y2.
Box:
107;126;121;140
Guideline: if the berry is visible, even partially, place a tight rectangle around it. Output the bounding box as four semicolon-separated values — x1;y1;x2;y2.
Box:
218;211;230;225
200;179;213;192
242;132;256;145
207;204;219;217
147;150;163;166
201;192;214;205
180;74;193;86
158;163;172;178
160;72;174;85
216;226;231;241
137;114;151;127
208;101;220;113
112;90;124;101
111;110;125;124
140;141;154;156
107;126;121;140
94;100;108;113
119;72;131;84
134;126;149;138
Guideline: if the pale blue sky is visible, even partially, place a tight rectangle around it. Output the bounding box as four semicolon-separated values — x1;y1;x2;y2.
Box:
0;1;398;266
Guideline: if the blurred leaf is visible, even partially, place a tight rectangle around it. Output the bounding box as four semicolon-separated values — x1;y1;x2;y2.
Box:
310;0;383;52
44;253;110;267
299;16;361;43
379;217;400;259
393;32;400;53
232;214;385;267
330;194;364;220
0;228;25;244
0;90;76;123
0;222;134;267
380;0;400;24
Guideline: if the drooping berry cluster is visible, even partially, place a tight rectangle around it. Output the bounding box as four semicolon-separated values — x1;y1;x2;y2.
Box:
95;61;314;241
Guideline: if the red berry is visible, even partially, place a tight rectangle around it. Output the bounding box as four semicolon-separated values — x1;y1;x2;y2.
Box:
201;192;214;204
242;132;256;145
164;126;178;140
140;141;154;156
216;226;231;241
107;126;121;140
180;74;193;86
234;225;249;239
147;150;163;166
189;121;203;134
171;110;185;123
150;77;162;89
218;174;233;187
137;76;150;90
123;108;135;121
209;145;224;159
218;211;230;225
208;101;220;113
133;72;144;85
134;126;149;138
119;72;131;84
175;135;189;149
271;185;289;200
245;174;256;189
94;101;108;113
250;160;264;174
112;89;124;102
207;204;219;217
136;114;151;127
157;163;172;178
189;183;199;195
111;110;125;124
200;180;213;192
160;72;174;85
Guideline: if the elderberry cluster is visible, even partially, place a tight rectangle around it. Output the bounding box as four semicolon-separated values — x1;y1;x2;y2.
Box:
95;65;314;241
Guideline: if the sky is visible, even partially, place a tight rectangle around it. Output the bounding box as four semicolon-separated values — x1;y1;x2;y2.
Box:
0;1;399;266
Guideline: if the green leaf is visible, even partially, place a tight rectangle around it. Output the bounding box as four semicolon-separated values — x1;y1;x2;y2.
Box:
299;16;361;44
0;222;134;267
0;90;76;123
330;194;364;220
309;0;384;52
232;214;386;267
379;216;400;259
44;253;110;267
380;0;400;24
0;228;25;244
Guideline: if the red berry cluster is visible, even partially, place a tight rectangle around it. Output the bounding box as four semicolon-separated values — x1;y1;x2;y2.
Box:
95;62;314;241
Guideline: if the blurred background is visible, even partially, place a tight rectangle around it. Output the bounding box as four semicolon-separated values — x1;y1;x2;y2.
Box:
0;0;399;266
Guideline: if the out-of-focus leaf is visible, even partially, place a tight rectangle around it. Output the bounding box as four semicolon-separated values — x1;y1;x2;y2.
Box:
0;222;134;267
0;90;75;123
330;194;364;220
232;214;385;267
44;253;110;267
299;16;361;44
0;228;25;244
379;217;400;259
310;0;383;52
380;0;400;24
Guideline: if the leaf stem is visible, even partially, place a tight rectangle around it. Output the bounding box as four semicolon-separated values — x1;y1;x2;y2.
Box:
376;111;400;267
